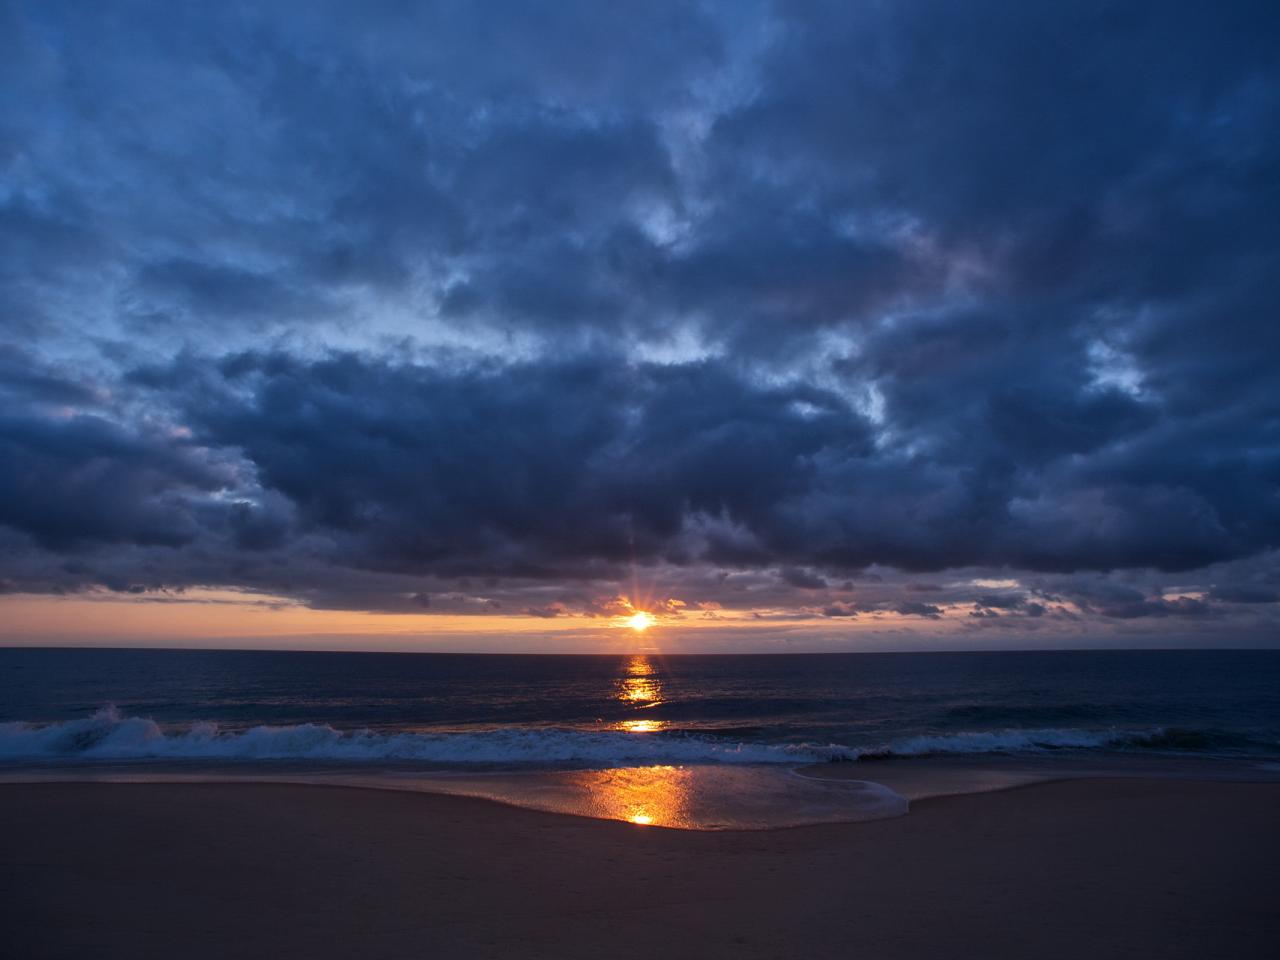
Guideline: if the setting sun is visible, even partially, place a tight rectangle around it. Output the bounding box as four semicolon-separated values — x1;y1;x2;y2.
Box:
627;611;655;632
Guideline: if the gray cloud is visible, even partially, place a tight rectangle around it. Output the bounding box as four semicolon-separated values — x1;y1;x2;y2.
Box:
0;1;1277;642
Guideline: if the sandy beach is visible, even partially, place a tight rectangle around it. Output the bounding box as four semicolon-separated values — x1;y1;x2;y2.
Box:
3;777;1277;959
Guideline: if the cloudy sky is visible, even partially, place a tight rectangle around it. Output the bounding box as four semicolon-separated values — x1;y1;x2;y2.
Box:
2;1;1278;651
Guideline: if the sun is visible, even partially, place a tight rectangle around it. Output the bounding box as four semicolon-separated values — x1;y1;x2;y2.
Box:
627;611;655;632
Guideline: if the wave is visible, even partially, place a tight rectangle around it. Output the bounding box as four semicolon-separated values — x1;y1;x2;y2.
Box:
880;727;1118;757
0;708;1269;765
0;707;851;764
869;726;1271;759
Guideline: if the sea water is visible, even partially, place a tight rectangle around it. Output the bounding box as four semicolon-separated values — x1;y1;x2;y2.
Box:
2;648;1277;827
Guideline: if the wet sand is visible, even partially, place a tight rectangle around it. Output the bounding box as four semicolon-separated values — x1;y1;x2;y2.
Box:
3;778;1278;959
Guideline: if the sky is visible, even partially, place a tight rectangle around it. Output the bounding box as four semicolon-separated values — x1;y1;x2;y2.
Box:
2;0;1279;652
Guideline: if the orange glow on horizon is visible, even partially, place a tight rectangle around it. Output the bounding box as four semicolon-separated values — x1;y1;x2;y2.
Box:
0;589;967;652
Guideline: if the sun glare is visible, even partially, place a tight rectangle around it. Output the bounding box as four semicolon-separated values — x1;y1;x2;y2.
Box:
627;611;655;632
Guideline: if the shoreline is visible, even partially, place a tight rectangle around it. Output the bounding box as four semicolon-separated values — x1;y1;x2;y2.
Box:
4;777;1279;958
2;750;1276;826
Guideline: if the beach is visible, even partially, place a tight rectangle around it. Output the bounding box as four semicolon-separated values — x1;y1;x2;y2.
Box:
4;777;1278;959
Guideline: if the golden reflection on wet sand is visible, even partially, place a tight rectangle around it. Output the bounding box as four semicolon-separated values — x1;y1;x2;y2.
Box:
4;763;911;830
568;765;693;827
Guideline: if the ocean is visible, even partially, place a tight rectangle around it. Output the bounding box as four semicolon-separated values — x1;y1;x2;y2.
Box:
3;647;1278;766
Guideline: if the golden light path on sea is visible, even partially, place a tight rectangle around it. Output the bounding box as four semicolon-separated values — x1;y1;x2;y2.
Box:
614;655;668;735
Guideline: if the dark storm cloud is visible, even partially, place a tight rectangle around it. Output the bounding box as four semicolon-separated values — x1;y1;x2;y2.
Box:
892;602;943;620
0;351;235;550
1;1;1278;637
1209;584;1280;605
146;350;878;576
112;346;1276;585
779;567;828;590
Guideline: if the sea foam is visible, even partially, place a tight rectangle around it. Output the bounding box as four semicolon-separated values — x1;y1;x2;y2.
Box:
0;707;849;764
0;706;1251;765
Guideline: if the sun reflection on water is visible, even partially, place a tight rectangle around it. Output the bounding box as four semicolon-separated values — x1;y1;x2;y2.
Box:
619;718;665;733
616;654;663;708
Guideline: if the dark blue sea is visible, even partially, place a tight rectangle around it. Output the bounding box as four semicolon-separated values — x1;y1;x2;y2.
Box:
3;648;1278;767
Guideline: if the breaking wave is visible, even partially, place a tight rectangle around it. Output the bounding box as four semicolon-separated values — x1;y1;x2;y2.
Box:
862;726;1270;759
877;728;1125;757
0;708;849;764
0;708;1269;765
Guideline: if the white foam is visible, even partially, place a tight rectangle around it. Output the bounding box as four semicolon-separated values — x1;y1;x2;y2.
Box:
0;707;852;764
885;728;1115;756
0;708;1205;766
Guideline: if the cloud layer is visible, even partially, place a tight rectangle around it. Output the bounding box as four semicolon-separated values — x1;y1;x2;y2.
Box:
2;1;1278;643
